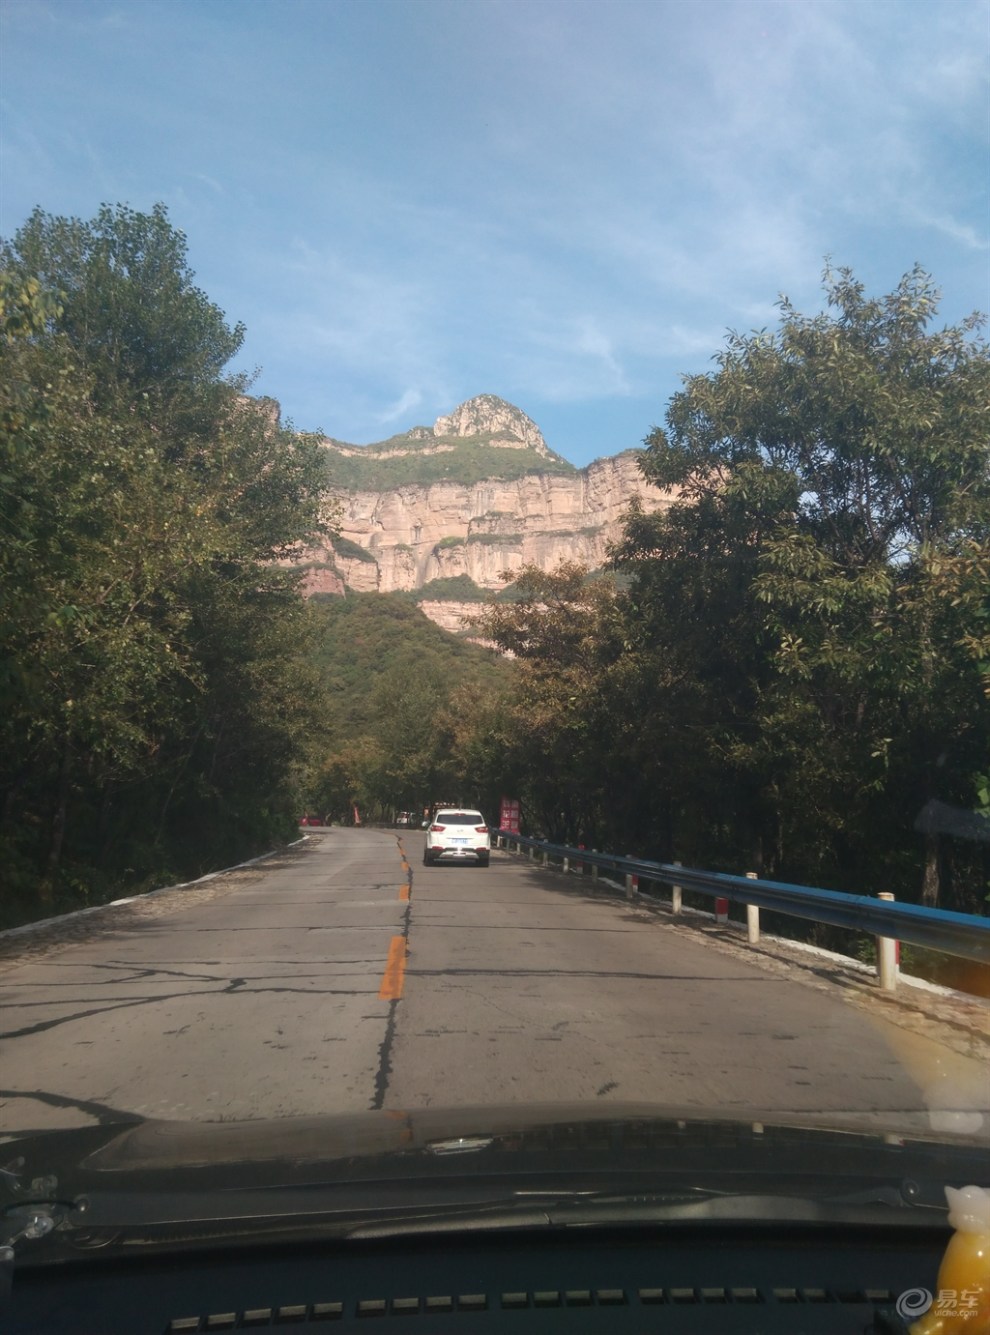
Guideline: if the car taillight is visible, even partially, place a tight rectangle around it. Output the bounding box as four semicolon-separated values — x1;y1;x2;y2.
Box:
475;826;488;833
430;824;446;832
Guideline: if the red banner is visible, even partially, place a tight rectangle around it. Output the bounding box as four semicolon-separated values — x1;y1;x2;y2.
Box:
499;797;521;833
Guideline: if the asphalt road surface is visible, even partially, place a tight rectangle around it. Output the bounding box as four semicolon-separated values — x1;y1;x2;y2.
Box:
1;828;986;1134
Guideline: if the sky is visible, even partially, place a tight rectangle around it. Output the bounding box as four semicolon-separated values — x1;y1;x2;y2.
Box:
1;0;988;467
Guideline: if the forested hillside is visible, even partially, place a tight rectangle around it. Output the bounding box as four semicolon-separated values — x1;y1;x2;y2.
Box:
304;593;508;822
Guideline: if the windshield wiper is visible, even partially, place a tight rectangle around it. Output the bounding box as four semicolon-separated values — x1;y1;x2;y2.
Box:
345;1184;946;1239
6;1178;949;1267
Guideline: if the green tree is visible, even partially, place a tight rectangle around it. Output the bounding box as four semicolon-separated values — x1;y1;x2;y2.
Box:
469;268;989;911
305;593;508;823
4;203;244;432
470;564;642;847
1;205;330;923
618;265;989;906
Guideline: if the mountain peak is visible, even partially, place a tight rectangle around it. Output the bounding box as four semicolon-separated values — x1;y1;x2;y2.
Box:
433;395;549;456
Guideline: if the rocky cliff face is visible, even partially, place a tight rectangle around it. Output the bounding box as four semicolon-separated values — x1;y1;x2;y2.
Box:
433;394;550;456
296;396;674;628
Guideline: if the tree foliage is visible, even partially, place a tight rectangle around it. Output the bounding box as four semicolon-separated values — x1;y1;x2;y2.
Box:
7;204;244;427
473;268;989;915
304;593;508;822
469;565;636;844
1;205;331;924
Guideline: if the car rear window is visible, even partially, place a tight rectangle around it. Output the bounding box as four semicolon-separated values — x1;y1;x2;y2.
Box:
437;811;484;824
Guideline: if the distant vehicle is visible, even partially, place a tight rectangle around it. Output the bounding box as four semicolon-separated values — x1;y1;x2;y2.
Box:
424;809;490;867
396;812;411;827
298;815;323;827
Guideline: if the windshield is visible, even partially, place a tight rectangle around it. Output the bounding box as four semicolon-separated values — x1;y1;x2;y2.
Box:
1;0;987;1280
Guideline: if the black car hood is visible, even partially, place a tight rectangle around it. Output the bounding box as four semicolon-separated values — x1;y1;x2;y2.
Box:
5;1101;989;1196
3;1103;989;1271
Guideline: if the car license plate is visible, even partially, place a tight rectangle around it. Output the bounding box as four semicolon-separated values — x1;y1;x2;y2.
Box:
452;838;469;845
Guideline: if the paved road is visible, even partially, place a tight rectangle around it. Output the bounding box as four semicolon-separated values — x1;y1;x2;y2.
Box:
1;829;986;1134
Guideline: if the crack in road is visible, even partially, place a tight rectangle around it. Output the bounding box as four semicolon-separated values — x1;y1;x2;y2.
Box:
0;985;385;1040
0;1088;143;1125
370;840;413;1112
7;972;387;1001
408;967;774;982
2;956;386;977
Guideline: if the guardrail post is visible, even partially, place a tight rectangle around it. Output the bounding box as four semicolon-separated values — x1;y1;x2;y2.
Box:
876;892;899;992
625;855;638;900
745;872;760;944
576;844;584;874
491;843;986;971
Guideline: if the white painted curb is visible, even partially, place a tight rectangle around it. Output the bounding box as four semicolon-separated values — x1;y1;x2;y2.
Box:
0;837;309;943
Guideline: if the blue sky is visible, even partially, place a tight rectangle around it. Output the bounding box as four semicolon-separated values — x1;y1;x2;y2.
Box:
2;0;988;466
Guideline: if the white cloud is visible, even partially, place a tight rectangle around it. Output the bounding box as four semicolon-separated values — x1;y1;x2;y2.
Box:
573;317;630;394
666;323;733;356
913;209;990;252
377;388;424;424
194;173;224;195
8;0;982;454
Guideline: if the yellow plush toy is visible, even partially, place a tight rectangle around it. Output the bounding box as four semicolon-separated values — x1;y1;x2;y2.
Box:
908;1185;990;1334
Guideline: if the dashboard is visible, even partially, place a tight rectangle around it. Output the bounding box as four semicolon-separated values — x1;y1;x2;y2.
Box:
7;1220;936;1333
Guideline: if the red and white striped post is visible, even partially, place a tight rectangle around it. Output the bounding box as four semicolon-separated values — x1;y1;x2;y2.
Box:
625;855;639;899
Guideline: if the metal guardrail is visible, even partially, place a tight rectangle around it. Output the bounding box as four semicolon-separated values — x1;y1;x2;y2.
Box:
495;832;990;991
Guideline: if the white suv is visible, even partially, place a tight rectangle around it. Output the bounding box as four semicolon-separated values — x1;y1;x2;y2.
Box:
424;809;490;867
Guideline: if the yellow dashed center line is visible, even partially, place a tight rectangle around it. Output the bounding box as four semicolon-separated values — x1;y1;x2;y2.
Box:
379;935;408;1000
399;884;410;901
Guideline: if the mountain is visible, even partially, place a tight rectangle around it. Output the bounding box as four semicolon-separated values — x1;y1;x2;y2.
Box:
297;395;674;629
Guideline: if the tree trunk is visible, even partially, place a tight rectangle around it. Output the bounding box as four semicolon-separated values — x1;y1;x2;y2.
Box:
751;830;765;878
920;831;940;908
39;735;72;906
